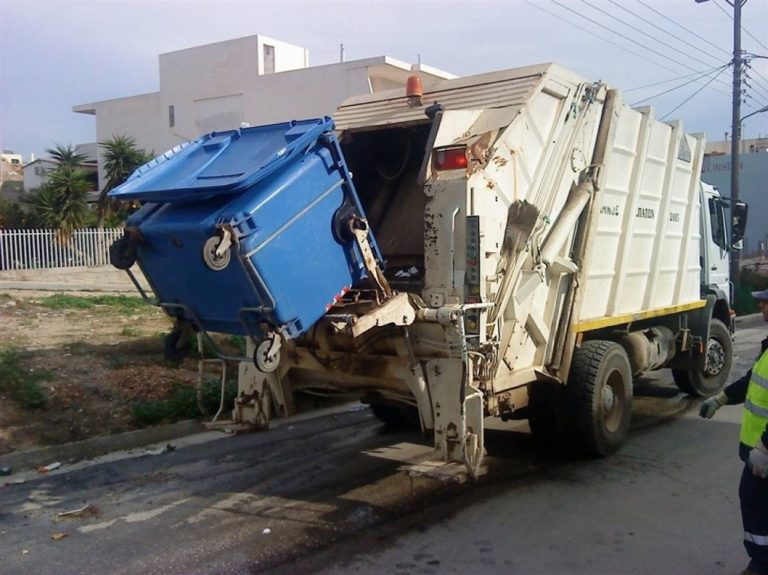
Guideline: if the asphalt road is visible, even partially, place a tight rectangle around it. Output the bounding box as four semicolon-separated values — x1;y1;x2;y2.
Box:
305;314;765;575
0;315;762;575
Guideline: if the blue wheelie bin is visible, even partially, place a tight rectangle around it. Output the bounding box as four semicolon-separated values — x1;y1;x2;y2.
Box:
108;117;383;345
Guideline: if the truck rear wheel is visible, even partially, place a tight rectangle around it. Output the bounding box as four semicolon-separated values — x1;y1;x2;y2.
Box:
671;319;732;397
566;340;632;457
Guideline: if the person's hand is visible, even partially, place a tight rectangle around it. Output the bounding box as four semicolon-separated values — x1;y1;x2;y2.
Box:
699;392;728;419
749;440;768;479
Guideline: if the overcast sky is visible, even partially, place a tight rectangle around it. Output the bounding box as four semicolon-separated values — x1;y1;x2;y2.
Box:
1;0;767;162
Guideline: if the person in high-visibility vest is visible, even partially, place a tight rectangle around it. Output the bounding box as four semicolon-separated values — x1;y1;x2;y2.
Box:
701;289;768;575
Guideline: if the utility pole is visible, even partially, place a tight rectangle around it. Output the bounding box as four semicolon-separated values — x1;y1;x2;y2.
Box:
695;0;745;288
730;0;743;287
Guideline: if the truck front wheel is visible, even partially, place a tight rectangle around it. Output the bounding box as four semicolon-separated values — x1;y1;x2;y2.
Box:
566;340;633;457
672;319;732;397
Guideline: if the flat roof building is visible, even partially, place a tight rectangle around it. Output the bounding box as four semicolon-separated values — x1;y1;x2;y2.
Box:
74;34;454;188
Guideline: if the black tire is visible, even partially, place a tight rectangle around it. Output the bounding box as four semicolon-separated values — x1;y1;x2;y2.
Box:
369;402;421;431
566;340;633;457
672;319;732;397
163;329;191;361
109;236;137;270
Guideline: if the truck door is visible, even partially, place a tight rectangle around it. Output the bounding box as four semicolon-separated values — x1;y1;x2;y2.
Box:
701;184;730;302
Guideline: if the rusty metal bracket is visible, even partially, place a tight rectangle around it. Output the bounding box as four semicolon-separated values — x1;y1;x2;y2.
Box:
349;217;393;302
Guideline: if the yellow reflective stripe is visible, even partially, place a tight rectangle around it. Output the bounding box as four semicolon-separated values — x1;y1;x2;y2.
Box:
745;532;768;546
573;300;707;333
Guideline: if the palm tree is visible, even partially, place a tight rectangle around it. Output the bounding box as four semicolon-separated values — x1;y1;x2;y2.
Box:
29;166;90;241
98;135;151;226
45;144;88;169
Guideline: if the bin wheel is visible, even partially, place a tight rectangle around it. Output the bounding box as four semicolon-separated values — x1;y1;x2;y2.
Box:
202;236;231;271
109;236;137;270
164;329;191;361
254;337;280;373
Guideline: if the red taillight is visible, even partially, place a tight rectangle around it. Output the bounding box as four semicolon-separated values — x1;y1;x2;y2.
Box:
433;146;468;171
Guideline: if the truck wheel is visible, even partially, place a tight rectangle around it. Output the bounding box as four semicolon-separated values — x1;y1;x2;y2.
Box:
566;340;633;457
672;319;732;397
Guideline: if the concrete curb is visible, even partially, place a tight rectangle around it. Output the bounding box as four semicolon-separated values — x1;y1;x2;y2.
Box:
0;420;206;472
0;403;368;474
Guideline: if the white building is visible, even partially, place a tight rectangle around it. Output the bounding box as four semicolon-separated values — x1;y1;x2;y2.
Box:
22;143;98;193
74;34;454;188
22;159;58;192
1;149;23;166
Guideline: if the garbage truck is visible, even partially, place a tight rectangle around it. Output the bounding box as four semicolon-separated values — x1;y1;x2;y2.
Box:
110;62;748;476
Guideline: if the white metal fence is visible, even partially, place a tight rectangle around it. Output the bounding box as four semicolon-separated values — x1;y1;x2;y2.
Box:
0;228;124;271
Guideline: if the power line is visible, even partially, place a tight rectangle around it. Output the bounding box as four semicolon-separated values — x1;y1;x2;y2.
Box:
625;66;731;93
579;0;721;71
744;57;768;96
634;0;731;58
713;0;768;53
704;1;768;103
620;0;768;103
624;64;728;102
548;0;731;95
523;0;689;79
661;67;730;120
632;64;730;107
609;0;726;65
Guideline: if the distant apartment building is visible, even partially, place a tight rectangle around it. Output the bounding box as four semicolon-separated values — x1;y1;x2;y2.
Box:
1;149;23;166
74;34;454;188
702;137;768;256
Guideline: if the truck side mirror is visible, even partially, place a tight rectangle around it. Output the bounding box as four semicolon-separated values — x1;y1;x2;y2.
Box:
731;201;748;249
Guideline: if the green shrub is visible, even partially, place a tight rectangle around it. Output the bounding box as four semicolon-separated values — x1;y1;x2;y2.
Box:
0;349;51;409
130;379;237;426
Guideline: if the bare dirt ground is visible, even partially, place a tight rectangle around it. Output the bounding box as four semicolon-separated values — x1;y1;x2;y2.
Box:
0;290;205;455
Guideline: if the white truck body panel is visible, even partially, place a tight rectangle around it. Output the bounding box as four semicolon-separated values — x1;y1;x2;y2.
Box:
579;103;704;321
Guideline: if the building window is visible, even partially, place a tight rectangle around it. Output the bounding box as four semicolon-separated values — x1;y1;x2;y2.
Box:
263;44;275;75
169;105;175;128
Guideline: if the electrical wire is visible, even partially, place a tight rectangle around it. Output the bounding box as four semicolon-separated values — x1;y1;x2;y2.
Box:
744;57;768;96
713;0;768;53
634;0;731;58
548;0;732;96
607;0;726;66
625;66;730;93
631;64;730;106
523;0;687;78
578;0;733;92
661;67;730;120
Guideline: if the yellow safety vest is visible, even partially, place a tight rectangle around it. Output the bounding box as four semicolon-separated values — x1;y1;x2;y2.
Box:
741;349;768;448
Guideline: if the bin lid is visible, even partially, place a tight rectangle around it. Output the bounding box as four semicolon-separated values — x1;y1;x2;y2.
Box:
108;117;335;202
